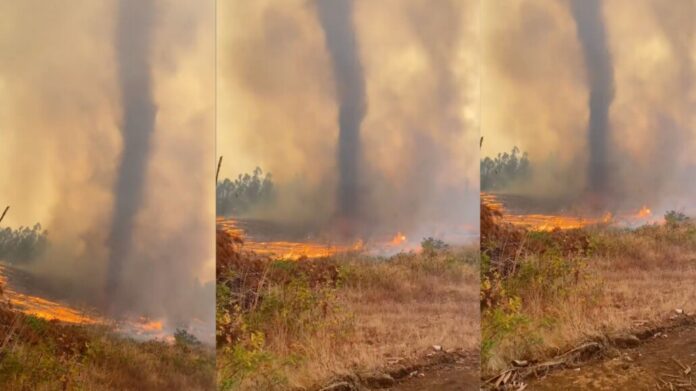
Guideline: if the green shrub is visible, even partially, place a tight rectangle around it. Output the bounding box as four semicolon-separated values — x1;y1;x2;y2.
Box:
175;329;202;348
665;210;690;227
421;237;449;256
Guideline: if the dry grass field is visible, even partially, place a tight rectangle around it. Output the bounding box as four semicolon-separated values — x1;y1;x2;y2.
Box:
216;229;479;390
481;203;696;377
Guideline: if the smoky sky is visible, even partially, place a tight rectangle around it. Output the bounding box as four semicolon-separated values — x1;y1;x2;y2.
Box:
107;0;157;310
569;0;615;196
0;0;215;342
316;0;366;221
482;0;696;213
219;0;480;240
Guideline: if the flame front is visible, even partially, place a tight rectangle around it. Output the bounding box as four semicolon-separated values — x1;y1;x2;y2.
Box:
138;318;164;332
636;206;652;219
483;193;660;231
217;218;363;260
481;193;609;231
0;265;176;339
216;218;427;259
389;232;407;246
0;265;103;324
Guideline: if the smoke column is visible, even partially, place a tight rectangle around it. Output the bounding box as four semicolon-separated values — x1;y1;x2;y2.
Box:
316;0;366;220
107;0;156;307
569;0;615;195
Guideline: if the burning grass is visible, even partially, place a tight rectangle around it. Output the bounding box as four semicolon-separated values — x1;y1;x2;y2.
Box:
0;296;214;390
216;228;479;390
216;217;363;260
481;201;696;377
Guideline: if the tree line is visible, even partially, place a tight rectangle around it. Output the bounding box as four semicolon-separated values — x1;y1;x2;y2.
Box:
216;167;275;216
480;147;531;191
0;223;48;264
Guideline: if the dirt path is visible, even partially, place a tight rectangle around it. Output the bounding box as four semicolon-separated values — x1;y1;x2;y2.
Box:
392;365;479;390
527;325;696;390
317;350;479;391
389;350;480;391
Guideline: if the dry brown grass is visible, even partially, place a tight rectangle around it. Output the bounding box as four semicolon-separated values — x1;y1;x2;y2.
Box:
482;215;696;376
585;225;696;332
285;251;480;388
217;230;479;390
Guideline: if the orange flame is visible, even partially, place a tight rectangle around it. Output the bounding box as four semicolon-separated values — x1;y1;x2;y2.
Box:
217;217;363;260
138;318;164;331
601;212;613;223
482;194;662;230
389;232;407;246
482;193;614;231
636;206;652;218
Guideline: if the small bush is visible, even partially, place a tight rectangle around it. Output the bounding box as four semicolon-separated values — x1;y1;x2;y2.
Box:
175;329;202;348
421;237;449;256
481;202;594;371
216;229;345;388
665;210;690;228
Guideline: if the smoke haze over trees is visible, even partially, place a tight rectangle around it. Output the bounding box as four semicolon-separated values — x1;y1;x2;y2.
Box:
0;0;216;342
0;224;48;264
481;147;531;191
481;0;696;211
217;168;275;216
218;0;480;238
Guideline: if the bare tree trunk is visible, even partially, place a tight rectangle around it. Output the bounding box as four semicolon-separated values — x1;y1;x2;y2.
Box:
216;156;223;183
0;206;9;224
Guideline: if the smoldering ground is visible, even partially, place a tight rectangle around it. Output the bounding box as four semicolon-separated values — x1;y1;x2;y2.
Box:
481;0;696;213
0;0;215;342
219;0;480;242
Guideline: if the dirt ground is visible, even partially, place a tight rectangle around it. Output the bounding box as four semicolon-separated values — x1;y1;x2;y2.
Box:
314;350;480;391
527;325;696;390
393;364;479;390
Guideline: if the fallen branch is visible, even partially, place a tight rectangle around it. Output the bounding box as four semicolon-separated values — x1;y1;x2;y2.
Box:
483;342;604;390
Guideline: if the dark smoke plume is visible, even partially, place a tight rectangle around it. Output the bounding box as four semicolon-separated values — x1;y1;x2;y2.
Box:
107;0;156;309
316;0;366;220
569;0;615;195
